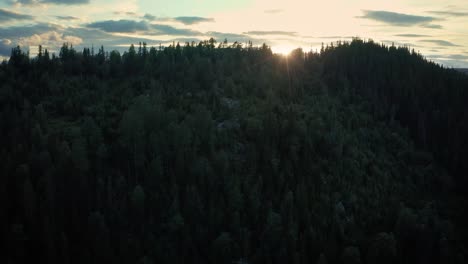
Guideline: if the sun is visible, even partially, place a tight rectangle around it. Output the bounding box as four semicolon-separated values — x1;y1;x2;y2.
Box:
272;44;295;56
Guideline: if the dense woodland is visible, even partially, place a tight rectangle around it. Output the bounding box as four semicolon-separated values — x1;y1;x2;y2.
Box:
1;38;468;264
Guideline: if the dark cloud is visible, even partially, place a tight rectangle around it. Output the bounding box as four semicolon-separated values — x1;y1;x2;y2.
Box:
206;32;249;41
63;27;160;55
11;0;36;4
141;15;214;24
317;36;343;39
113;11;138;16
42;0;89;4
143;13;156;20
428;11;468;17
359;10;438;26
67;27;154;45
0;8;34;22
86;20;148;33
395;34;430;37
422;24;443;29
55;15;79;20
83;20;202;37
151;24;200;36
245;31;298;37
317;36;355;39
264;9;283;14
0;23;60;38
168;37;203;44
446;54;468;60
420;39;460;47
174;16;214;25
66;27;112;40
426;54;468;68
13;0;89;4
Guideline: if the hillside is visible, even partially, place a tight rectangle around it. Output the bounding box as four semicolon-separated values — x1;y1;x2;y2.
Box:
456;68;468;75
1;39;467;264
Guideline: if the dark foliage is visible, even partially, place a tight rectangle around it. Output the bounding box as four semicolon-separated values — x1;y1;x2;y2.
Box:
1;39;467;264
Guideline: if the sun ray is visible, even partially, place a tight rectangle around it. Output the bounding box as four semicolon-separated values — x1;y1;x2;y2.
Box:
272;44;295;55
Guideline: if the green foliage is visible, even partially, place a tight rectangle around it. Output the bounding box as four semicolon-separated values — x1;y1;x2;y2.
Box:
1;39;467;264
131;185;145;214
366;232;397;264
71;137;89;172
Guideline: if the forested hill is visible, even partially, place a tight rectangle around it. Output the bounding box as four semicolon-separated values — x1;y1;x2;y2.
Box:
1;39;468;264
456;68;468;75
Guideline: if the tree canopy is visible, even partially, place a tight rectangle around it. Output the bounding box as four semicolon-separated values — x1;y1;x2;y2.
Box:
1;39;468;264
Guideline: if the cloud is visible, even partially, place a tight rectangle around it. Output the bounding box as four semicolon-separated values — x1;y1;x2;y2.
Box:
0;39;13;56
207;32;246;39
317;36;354;39
174;16;214;25
86;20;148;33
395;34;430;38
0;23;166;58
245;30;298;37
142;13;156;21
13;0;89;4
264;9;283;14
205;32;271;46
168;37;202;44
67;27;156;47
422;24;443;29
0;8;34;22
113;11;138;16
142;15;214;25
151;24;200;36
206;31;249;42
80;19;203;39
10;0;36;4
0;23;61;39
428;11;468;17
446;54;468;60
420;39;460;47
55;15;79;20
359;10;438;26
18;31;82;47
381;40;418;47
426;54;468;68
42;0;89;4
45;27;162;55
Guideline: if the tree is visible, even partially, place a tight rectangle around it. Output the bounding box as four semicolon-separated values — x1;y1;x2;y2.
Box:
9;46;29;70
131;185;145;219
87;211;112;262
211;232;234;263
71;137;89;173
109;50;122;77
366;232;397;264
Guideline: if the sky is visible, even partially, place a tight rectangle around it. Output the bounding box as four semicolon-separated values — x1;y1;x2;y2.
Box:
1;0;468;67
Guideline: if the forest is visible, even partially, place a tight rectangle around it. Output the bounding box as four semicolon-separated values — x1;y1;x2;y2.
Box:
1;38;468;264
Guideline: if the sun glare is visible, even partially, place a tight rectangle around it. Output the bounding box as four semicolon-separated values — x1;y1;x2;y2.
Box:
272;45;295;56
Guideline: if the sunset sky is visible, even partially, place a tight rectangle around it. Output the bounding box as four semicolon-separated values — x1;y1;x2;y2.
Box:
1;0;468;67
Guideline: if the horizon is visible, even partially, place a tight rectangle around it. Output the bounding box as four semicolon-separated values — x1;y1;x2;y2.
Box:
8;39;468;72
1;0;468;67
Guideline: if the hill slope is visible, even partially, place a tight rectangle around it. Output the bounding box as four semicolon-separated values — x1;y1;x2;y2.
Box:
1;40;467;264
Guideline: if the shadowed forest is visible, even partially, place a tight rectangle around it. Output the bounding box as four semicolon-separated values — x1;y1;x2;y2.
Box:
2;39;468;264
